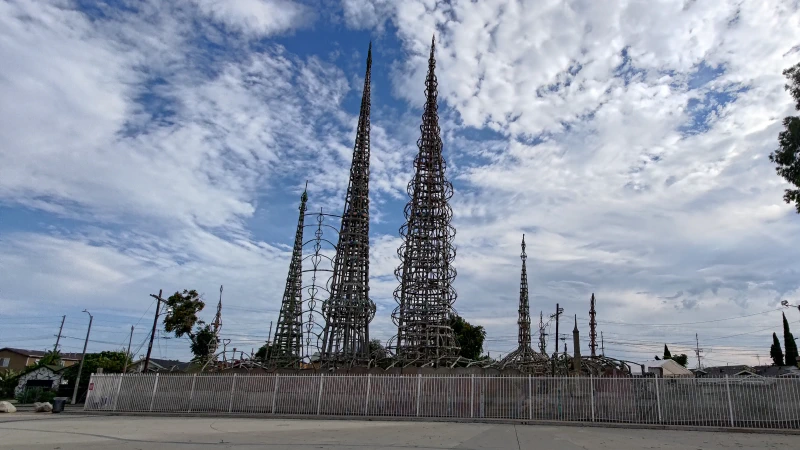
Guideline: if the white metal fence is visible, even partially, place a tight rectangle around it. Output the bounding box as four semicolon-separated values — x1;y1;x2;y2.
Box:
85;373;800;429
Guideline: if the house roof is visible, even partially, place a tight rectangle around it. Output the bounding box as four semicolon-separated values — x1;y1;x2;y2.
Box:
703;365;755;377
753;365;800;377
0;347;82;360
643;360;693;376
133;358;192;372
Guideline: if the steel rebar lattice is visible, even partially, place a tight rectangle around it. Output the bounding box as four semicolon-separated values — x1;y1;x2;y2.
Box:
589;293;597;357
320;44;375;367
499;235;549;373
271;185;308;365
392;37;460;365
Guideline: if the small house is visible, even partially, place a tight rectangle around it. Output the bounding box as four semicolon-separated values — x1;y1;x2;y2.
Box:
14;365;67;396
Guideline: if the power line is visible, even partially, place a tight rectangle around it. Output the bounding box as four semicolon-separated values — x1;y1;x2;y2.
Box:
576;308;782;326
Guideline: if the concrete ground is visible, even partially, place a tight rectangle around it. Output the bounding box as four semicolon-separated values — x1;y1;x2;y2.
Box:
0;415;798;449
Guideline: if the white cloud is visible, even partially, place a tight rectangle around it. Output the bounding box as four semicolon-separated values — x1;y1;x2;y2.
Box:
190;0;314;37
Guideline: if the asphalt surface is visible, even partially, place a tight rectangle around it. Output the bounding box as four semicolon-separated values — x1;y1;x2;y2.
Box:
0;414;798;449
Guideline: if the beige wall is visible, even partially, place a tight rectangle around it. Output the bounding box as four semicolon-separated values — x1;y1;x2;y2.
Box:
0;350;78;373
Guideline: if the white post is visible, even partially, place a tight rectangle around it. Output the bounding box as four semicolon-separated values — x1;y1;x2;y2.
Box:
364;374;371;416
83;373;95;411
528;375;533;420
470;374;475;418
228;374;237;413
590;375;596;422
112;374;123;411
416;374;422;417
725;375;734;427
271;374;280;414
652;376;661;423
316;374;325;415
149;373;159;412
187;374;197;412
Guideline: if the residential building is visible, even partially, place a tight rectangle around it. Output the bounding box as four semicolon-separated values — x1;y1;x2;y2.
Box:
128;358;192;373
0;348;81;373
642;360;693;377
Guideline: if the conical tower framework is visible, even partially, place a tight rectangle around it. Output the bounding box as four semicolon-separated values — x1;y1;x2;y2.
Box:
589;293;597;357
208;285;223;360
500;235;549;372
392;36;460;365
271;185;308;364
320;44;375;367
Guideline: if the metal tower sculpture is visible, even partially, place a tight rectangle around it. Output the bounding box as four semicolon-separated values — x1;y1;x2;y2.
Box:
207;285;223;361
589;293;597;357
271;185;308;364
500;235;549;372
393;36;460;365
320;43;375;367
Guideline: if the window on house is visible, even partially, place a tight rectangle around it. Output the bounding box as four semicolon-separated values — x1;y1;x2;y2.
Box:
0;358;9;367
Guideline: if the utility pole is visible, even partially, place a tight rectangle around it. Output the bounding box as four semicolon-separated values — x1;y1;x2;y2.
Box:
71;310;93;405
550;303;563;376
122;326;134;373
53;315;65;353
601;331;605;357
144;289;166;373
694;333;703;370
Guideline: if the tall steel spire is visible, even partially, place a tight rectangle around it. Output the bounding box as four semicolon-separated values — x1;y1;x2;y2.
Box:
271;184;308;364
500;235;548;372
393;36;460;365
589;293;597;357
320;43;375;367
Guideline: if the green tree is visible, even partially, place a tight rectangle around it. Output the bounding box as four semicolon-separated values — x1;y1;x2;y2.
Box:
190;323;218;364
670;354;689;367
771;332;785;366
663;344;672;359
368;339;388;359
255;343;273;361
0;369;20;399
62;351;131;397
163;289;205;338
449;314;486;360
783;312;798;366
769;62;800;212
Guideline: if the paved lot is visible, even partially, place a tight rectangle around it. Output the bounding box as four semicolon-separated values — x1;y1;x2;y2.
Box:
0;415;798;449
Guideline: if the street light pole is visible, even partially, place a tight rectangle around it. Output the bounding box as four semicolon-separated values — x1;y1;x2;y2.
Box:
71;310;93;405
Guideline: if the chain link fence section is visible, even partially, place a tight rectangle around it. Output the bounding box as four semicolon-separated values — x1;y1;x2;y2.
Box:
86;373;800;429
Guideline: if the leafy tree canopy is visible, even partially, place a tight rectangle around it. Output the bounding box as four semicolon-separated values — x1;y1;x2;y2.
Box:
163;289;205;338
62;351;131;388
190;323;218;364
769;62;800;213
368;339;388;360
255;343;273;361
449;314;486;360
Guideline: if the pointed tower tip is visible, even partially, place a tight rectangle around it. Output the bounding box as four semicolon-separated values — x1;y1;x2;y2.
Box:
574;314;579;332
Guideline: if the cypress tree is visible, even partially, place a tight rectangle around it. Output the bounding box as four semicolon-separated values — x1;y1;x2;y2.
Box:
770;332;784;366
663;344;672;359
783;313;799;366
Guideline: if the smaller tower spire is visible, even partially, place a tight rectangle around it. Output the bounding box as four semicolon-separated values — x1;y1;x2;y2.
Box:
572;314;581;372
589;293;597;357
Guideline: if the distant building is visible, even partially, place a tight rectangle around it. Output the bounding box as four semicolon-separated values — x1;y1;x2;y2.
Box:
642;360;693;377
14;365;67;396
0;348;81;373
700;365;756;377
753;365;800;378
128;358;192;373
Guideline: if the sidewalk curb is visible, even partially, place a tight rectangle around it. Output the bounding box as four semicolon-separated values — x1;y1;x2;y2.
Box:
79;411;800;435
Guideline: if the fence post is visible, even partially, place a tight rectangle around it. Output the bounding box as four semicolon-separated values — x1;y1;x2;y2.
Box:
590;375;596;422
316;374;325;415
725;375;734;427
272;374;280;414
364;374;371;416
528;375;533;420
84;373;95;411
149;373;159;412
416;374;422;417
112;374;123;411
653;376;661;423
187;374;197;413
470;374;474;418
228;373;237;413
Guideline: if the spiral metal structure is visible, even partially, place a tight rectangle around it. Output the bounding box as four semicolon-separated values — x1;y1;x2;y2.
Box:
499;235;550;373
392;36;460;366
320;44;376;367
270;185;308;365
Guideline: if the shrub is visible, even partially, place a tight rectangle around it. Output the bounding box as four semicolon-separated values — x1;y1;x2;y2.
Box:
15;387;57;404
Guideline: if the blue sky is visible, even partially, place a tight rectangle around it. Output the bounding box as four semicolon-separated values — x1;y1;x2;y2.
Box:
1;0;800;367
